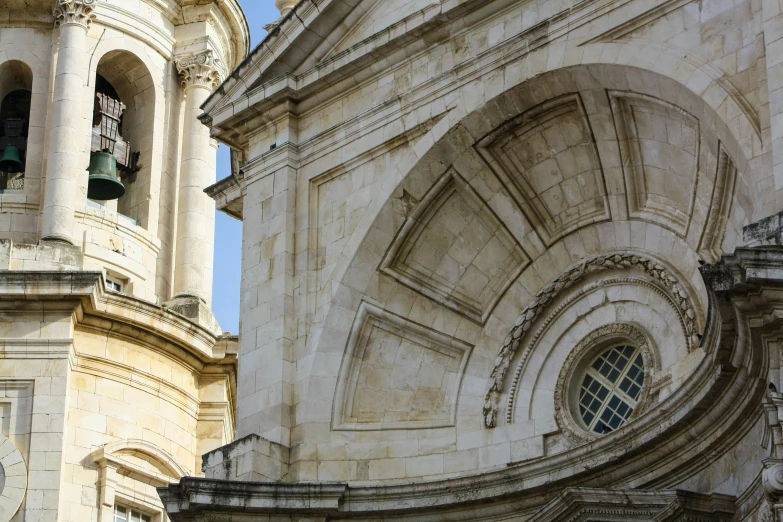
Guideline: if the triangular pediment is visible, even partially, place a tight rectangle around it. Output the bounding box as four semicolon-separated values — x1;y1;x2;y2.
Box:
204;0;366;115
203;0;448;136
301;0;439;68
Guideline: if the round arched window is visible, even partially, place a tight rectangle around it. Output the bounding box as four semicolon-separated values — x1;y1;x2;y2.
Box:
578;343;645;434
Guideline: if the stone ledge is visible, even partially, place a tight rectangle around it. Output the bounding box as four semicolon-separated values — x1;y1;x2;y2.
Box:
701;246;783;292
205;166;243;220
165;295;222;334
744;211;783;247
2;239;83;271
0;271;228;364
202;433;290;482
159;478;346;518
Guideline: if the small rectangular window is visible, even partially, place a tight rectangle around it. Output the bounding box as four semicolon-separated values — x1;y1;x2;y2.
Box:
114;505;150;522
105;277;123;292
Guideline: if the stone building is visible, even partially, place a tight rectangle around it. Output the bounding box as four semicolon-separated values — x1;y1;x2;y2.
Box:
0;0;249;521
153;0;783;519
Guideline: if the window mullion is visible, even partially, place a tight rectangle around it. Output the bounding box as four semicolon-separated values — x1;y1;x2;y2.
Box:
614;349;641;407
586;367;615;391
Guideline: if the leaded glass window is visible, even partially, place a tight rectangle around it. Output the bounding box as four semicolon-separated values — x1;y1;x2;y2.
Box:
578;343;644;434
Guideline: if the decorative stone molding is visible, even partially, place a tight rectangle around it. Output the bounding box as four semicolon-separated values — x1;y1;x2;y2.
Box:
92;440;185;522
698;144;738;261
553;323;655;444
53;0;97;29
760;498;776;522
176;51;225;90
505;276;678;425
483;252;699;428
0;435;27;522
609;91;701;238
475;93;610;246
529;488;735;522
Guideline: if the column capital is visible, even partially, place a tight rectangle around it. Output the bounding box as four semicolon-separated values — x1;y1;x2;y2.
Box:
176;51;225;91
53;0;97;30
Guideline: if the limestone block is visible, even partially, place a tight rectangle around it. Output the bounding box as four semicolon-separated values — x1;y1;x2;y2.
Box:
203;434;290;482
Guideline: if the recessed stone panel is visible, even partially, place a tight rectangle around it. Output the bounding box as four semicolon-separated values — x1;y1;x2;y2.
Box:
333;302;473;430
381;171;530;324
380;170;529;324
609;91;700;237
477;94;611;245
698;144;737;261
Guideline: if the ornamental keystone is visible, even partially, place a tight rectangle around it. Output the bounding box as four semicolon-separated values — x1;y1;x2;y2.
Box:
53;0;97;29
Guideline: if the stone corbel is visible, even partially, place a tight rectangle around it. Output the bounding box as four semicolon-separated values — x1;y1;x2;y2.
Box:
53;0;97;29
763;460;783;521
175;51;225;90
764;460;783;497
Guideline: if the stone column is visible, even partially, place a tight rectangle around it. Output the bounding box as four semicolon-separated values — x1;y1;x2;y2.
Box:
173;52;222;306
41;0;96;243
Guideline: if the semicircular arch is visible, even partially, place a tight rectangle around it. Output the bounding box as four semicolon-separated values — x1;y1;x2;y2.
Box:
90;42;164;231
93;438;188;480
305;61;757;433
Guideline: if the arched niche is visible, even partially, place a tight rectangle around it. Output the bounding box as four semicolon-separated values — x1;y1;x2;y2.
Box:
0;60;32;101
0;60;33;191
92;50;156;227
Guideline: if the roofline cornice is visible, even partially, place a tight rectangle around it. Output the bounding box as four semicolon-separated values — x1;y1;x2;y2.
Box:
0;271;235;366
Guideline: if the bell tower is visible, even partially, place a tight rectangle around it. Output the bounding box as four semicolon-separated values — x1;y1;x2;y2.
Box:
0;1;250;521
0;0;250;309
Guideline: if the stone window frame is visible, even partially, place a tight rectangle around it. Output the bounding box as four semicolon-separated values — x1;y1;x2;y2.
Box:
554;323;657;444
91;439;185;522
113;503;152;522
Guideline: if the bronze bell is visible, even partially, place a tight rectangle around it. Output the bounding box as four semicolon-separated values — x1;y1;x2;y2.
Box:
87;149;125;200
0;145;24;173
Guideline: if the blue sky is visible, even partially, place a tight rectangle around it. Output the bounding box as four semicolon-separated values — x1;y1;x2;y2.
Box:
211;1;280;334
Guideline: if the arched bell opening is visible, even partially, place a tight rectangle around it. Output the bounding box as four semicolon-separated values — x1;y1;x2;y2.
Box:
90;50;154;223
0;60;33;191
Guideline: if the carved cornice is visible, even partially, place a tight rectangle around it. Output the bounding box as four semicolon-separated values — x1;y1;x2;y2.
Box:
0;270;226;364
53;0;97;29
176;51;225;90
